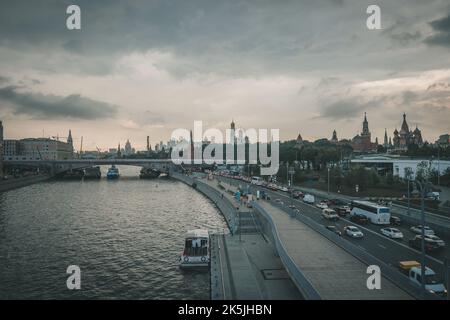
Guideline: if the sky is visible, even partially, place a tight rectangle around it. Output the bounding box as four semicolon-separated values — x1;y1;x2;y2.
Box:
0;0;450;151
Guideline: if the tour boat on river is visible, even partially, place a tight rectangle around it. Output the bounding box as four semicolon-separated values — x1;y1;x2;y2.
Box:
106;165;119;179
179;229;210;268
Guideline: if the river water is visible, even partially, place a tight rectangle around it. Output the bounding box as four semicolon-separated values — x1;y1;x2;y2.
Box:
0;166;227;299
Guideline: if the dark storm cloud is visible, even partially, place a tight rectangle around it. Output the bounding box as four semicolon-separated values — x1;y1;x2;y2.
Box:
0;86;118;120
317;96;390;121
425;13;450;47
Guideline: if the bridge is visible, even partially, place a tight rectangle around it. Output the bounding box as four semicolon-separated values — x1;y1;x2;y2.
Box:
3;159;175;175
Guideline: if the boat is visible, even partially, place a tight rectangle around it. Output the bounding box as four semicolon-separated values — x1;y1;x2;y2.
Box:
57;169;84;180
84;166;101;179
106;165;119;179
179;229;210;268
139;167;160;179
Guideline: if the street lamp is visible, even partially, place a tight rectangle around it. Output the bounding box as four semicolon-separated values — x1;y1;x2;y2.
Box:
438;147;440;187
327;166;330;195
415;180;430;298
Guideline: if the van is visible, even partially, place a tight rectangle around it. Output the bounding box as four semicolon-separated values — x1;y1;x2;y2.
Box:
303;194;315;204
322;208;339;221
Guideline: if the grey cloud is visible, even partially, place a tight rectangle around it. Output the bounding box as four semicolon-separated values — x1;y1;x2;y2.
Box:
425;13;450;47
2;0;447;78
0;86;118;120
317;96;389;121
0;75;11;84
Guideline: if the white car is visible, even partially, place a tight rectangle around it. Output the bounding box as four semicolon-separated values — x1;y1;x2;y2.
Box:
344;226;364;238
424;234;446;248
410;225;435;236
278;186;289;192
380;227;403;239
316;202;328;209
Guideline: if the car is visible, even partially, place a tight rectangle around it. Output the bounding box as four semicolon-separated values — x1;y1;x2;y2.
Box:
288;204;296;209
424;234;445;248
335;206;350;217
326;225;342;236
390;216;402;226
274;199;283;205
426;191;440;201
278;186;289;192
410;225;435;236
327;199;346;206
350;214;369;225
381;227;404;239
344;226;364;238
409;235;440;252
292;191;303;199
316;202;328;209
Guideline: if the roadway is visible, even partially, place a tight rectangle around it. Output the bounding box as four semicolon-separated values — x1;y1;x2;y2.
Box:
218;176;450;284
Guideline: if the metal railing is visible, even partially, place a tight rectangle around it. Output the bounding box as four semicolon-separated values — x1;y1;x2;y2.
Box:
252;201;322;300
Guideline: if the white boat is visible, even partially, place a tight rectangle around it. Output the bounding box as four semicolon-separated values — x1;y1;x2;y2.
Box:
180;229;210;268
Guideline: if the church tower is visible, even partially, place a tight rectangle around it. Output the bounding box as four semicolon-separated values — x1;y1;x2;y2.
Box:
362;112;370;137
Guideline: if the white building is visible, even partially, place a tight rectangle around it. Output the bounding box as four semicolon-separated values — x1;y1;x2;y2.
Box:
351;155;450;179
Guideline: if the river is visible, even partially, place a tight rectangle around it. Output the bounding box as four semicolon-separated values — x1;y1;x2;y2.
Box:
0;166;227;299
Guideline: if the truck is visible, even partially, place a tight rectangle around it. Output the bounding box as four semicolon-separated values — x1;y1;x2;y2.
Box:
398;261;447;297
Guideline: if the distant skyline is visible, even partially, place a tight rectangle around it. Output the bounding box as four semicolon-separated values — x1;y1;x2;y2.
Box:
1;0;450;150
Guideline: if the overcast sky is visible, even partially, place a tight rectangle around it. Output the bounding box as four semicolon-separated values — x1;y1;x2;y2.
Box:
1;0;450;151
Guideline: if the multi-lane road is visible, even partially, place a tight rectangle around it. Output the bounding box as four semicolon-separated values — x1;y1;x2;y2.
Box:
218;175;450;283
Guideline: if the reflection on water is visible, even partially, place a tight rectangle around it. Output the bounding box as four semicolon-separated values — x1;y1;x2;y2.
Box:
0;166;227;299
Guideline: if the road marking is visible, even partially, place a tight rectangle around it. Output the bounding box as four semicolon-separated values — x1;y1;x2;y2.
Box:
219;177;446;266
378;244;387;249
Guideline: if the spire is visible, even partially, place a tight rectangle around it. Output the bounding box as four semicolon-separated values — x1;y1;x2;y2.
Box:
362;112;370;136
401;113;409;133
67;129;73;145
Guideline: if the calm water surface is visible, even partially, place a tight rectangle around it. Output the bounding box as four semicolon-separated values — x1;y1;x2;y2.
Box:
0;166;227;299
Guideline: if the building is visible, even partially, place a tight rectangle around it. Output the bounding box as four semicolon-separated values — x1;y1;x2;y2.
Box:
3;138;74;160
351;155;450;180
392;113;423;150
330;130;338;143
295;133;304;149
436;134;450;147
0;120;3;177
124;139;132;156
230;119;236;144
351;113;378;153
3;140;22;157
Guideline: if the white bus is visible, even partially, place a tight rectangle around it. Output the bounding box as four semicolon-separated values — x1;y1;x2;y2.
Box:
350;200;390;225
251;176;264;186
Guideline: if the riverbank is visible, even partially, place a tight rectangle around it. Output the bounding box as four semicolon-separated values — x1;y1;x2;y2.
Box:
0;174;51;193
170;171;302;300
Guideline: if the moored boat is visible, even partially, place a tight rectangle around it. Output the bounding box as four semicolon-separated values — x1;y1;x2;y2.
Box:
84;166;101;179
139;167;160;179
106;165;119;179
180;229;210;268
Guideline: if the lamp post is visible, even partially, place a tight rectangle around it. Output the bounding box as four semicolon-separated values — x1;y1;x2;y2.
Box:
437;147;440;187
407;179;410;215
415;180;428;298
327;166;330;196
